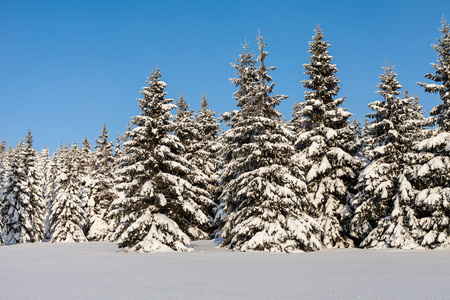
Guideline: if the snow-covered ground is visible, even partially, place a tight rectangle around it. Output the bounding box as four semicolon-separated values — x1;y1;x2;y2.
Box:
1;240;449;299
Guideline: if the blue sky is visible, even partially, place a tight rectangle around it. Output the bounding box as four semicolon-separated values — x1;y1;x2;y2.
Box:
1;0;449;153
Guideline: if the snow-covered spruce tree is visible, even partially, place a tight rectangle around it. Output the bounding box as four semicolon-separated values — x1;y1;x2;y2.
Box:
86;123;116;241
291;25;364;248
44;149;59;239
110;68;212;252
37;148;51;212
412;17;450;248
218;33;322;253
22;130;45;240
114;132;124;160
2;138;43;244
0;140;8;245
352;64;427;248
78;138;94;215
49;145;87;242
105;125;130;241
173;94;216;232
174;93;197;148
80;137;95;177
0;140;6;202
193;95;222;206
214;39;259;231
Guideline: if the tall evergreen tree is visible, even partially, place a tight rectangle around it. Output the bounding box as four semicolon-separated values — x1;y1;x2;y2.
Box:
218;33;321;252
214;39;259;230
352;64;427;248
291;25;363;248
413;16;450;248
87;123;116;241
110;68;212;252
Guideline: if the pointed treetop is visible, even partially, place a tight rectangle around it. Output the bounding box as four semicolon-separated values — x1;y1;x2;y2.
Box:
376;62;402;102
25;129;33;148
177;93;189;113
82;136;90;150
201;93;209;110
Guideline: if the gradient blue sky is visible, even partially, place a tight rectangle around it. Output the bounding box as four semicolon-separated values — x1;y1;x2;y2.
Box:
1;0;449;153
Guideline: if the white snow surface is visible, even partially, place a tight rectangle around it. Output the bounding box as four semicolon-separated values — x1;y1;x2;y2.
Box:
1;240;449;299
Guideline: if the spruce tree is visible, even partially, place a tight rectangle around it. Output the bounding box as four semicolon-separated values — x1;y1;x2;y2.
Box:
2;139;43;244
218;33;321;252
174;93;197;148
49;145;87;242
87;123;116;241
352;64;427;248
193;95;222;213
37;148;51;212
413;16;450;248
0;140;6;205
23;131;45;240
110;68;212;252
44;150;59;239
214;40;259;231
0;140;5;244
173;93;216;235
291;25;363;248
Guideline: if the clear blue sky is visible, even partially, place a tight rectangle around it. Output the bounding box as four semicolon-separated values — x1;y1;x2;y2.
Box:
1;0;449;153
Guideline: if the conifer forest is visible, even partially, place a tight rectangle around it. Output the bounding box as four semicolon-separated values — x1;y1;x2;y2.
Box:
2;18;450;253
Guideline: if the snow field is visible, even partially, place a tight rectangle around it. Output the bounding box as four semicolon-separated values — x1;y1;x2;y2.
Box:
1;240;449;299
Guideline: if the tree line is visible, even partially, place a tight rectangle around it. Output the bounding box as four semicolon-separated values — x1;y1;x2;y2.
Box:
0;18;449;252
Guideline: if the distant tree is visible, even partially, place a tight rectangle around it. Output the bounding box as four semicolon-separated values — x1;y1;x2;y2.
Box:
352;64;427;248
291;25;364;248
110;68;212;252
413;16;450;248
86;123;116;241
174;93;197;148
23;131;45;240
106;125;130;241
2;136;44;244
49;145;87;242
218;33;322;252
193;95;222;214
173;93;216;235
44;149;59;239
37;147;51;237
0;139;6;202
